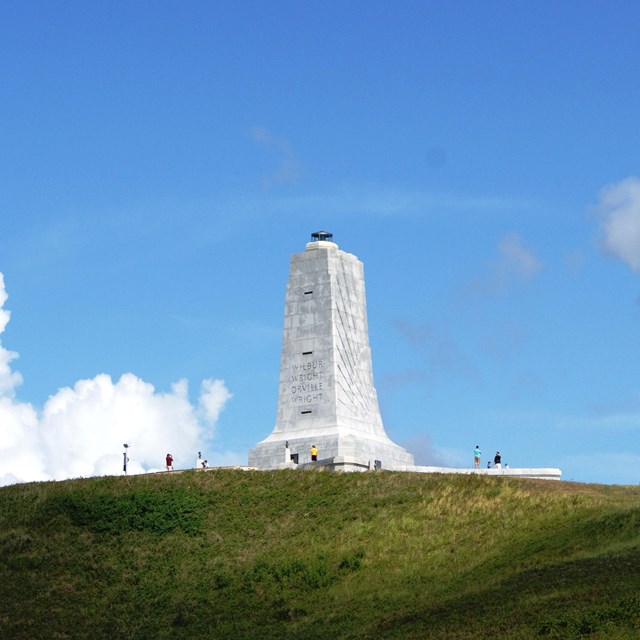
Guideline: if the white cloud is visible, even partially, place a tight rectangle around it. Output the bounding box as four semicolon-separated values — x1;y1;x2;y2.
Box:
250;126;300;189
0;396;47;484
0;273;10;333
198;378;233;427
0;344;22;399
464;232;542;298
0;274;234;487
0;274;23;399
497;232;543;282
594;176;640;272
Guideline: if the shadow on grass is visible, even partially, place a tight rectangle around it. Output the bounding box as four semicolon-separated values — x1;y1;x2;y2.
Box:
377;550;640;639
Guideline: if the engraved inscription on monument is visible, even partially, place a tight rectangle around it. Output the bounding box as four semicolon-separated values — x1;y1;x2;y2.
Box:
290;358;324;405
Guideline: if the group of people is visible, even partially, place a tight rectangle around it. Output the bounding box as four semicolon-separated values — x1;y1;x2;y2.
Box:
473;446;506;469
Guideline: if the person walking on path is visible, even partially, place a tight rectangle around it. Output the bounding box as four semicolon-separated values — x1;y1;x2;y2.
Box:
494;451;502;469
474;445;481;469
310;445;318;462
166;453;174;471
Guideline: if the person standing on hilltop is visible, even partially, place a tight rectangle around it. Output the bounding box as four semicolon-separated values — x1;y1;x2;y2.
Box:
166;453;174;471
494;451;502;469
474;445;481;468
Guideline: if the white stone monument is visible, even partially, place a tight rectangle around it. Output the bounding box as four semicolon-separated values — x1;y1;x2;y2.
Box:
249;231;415;471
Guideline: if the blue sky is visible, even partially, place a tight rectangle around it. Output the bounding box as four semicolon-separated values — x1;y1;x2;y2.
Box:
1;1;639;485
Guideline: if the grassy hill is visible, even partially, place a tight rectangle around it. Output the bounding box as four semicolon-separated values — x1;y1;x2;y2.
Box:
1;469;639;640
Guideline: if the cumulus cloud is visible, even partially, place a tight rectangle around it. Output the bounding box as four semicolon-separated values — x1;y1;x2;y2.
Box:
0;275;23;399
0;274;233;487
0;274;9;333
198;378;233;427
250;126;300;189
593;176;640;272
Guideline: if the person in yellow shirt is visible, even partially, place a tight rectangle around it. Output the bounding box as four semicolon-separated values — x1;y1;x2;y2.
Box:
310;445;318;462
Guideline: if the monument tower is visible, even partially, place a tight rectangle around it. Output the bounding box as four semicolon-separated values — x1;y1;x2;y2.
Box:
249;232;414;470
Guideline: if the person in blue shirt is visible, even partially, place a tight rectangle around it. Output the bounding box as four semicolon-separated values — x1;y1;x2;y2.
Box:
474;445;481;468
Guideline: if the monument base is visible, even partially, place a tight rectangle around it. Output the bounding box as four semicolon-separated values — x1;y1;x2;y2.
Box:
295;461;561;479
248;429;414;471
397;465;562;480
246;451;562;480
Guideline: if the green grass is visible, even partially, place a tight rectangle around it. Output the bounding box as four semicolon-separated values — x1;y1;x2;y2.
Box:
1;470;639;639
